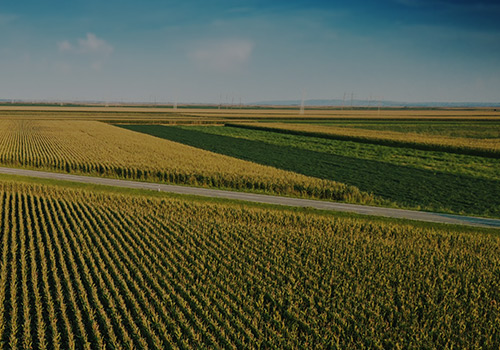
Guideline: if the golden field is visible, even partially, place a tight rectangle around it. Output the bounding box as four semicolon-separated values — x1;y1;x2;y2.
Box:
0;120;374;202
0;179;497;349
0;105;499;123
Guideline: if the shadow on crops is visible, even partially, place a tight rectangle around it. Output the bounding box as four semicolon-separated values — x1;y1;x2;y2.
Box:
121;125;500;216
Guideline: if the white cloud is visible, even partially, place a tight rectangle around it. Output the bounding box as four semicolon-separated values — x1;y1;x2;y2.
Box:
189;39;254;72
58;33;113;56
78;33;114;55
58;40;72;52
57;33;113;70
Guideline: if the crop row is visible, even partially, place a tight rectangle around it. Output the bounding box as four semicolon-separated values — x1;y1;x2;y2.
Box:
0;181;499;348
227;122;500;158
0;120;375;204
318;120;500;139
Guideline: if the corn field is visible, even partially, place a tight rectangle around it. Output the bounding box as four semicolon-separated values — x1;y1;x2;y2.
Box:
229;122;500;158
0;120;374;203
0;180;498;349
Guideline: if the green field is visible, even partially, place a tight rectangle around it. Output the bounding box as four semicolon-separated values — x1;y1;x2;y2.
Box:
277;120;500;139
0;178;498;349
121;124;500;217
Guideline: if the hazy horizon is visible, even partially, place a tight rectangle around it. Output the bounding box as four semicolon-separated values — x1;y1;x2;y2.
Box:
1;0;499;104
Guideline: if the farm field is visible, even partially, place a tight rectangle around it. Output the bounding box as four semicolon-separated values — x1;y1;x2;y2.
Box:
296;120;500;139
226;122;500;157
0;107;499;217
122;124;500;217
1;106;499;123
6;0;500;348
0;178;498;349
0;119;374;204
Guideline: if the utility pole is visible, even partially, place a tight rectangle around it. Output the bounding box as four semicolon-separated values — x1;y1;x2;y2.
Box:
299;90;305;115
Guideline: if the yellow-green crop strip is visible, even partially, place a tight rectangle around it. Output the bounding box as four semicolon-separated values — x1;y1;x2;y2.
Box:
227;122;500;157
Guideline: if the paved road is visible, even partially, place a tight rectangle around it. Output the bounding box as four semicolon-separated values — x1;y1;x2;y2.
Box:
1;166;499;229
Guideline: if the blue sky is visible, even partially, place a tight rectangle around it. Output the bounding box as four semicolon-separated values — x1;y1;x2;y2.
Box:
1;0;499;103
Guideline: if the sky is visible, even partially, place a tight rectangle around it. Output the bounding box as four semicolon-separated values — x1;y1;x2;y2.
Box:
1;0;499;104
